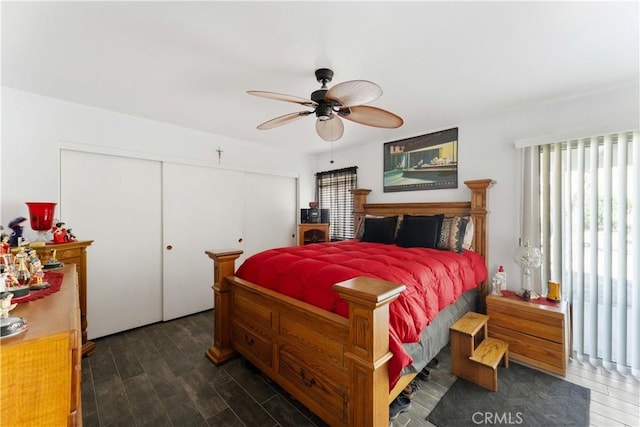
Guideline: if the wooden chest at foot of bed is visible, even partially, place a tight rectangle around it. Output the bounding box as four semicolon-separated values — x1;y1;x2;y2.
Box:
230;283;351;426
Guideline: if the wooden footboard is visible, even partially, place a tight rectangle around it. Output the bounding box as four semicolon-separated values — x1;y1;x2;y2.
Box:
204;179;495;426
205;249;404;426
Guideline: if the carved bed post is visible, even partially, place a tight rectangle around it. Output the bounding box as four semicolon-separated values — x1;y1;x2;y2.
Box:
334;277;405;427
204;249;243;364
351;189;372;237
464;179;495;313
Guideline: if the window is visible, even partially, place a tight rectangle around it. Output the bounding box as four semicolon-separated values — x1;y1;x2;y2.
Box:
534;130;638;376
316;167;358;240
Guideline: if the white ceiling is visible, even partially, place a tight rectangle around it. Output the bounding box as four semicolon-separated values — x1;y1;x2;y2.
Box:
2;1;638;155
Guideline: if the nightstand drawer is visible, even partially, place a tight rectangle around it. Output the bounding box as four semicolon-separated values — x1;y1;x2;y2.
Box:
489;311;564;343
489;324;565;370
55;248;82;262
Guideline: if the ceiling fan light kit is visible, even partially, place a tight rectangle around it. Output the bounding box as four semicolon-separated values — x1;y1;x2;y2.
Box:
248;68;403;142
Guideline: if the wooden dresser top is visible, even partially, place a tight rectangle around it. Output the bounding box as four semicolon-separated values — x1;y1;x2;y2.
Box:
3;264;79;346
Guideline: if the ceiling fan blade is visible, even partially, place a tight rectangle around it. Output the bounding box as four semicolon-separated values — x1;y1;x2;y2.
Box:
257;111;312;130
247;90;317;107
339;105;404;128
325;80;382;107
315;117;344;142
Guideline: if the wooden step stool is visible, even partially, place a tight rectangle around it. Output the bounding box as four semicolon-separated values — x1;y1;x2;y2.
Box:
450;311;508;391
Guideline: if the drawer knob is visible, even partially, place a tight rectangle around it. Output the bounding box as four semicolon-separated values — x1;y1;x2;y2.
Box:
299;369;316;388
243;334;254;346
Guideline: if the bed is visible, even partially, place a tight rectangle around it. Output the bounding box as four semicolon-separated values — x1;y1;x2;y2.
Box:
205;179;494;426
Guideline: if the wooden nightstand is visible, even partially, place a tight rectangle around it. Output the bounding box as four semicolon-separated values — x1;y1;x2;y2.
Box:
298;223;329;245
486;293;569;376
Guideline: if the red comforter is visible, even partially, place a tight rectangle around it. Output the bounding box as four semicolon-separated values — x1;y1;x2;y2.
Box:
235;240;487;387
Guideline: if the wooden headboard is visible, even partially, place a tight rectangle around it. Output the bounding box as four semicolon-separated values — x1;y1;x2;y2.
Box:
352;179;495;309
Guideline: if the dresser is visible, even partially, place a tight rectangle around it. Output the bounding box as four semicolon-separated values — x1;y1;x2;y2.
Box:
298;223;330;245
486;294;569;376
1;265;82;426
32;240;94;355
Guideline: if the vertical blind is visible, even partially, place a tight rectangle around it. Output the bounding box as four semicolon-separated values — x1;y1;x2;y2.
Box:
539;130;638;377
316;166;358;240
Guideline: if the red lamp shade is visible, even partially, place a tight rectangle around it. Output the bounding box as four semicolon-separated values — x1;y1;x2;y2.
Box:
25;202;57;231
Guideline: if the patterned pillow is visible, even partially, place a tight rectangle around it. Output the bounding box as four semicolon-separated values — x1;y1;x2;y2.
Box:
438;216;469;253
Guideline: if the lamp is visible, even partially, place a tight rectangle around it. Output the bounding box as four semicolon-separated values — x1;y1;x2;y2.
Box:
514;240;542;300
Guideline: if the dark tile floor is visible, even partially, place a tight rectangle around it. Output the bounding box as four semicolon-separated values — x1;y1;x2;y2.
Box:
81;310;456;427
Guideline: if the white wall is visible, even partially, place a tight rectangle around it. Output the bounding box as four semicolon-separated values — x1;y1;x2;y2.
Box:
4;83;638;292
314;83;639;290
1;87;316;237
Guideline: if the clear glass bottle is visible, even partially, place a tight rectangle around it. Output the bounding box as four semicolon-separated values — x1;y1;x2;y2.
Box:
491;265;507;295
14;250;31;286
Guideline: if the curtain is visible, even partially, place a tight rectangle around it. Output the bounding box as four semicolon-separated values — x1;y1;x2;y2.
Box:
316;166;358;240
528;130;638;377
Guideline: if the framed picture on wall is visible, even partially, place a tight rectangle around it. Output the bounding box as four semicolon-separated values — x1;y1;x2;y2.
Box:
383;127;458;192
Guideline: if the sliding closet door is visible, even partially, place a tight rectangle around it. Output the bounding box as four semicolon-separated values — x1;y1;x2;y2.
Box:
162;162;244;320
242;172;297;259
60;150;163;339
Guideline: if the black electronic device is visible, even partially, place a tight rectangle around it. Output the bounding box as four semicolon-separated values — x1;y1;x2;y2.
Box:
308;207;321;223
300;208;309;223
320;209;330;224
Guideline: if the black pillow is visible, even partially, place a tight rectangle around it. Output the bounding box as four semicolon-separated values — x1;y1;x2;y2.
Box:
395;214;445;248
361;216;398;244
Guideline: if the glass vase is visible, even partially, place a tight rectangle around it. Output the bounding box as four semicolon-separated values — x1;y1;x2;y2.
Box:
25;202;57;242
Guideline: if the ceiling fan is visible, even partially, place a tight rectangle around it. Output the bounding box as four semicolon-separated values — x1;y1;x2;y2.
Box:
248;68;403;142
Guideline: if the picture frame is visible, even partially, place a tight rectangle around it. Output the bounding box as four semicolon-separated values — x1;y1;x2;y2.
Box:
383;127;458;192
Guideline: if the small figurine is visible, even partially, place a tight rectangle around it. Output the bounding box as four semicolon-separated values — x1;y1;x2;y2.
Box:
0;292;17;319
52;221;66;244
0;230;10;275
7;217;28;247
4;272;19;289
0;229;10;260
27;249;42;275
32;268;45;285
27;248;46;287
0;254;12;271
52;221;76;243
43;248;62;270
